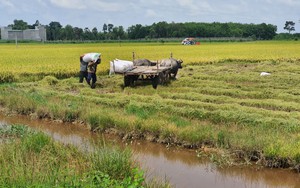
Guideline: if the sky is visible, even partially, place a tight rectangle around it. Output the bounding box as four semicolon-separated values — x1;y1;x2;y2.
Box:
0;0;299;33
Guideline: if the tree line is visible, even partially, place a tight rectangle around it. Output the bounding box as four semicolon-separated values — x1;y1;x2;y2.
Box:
2;19;292;41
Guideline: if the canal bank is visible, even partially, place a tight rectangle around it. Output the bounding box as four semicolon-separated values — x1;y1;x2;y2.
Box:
1;113;299;188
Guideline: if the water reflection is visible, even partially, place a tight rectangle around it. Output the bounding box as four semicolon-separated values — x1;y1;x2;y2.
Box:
129;140;300;188
0;114;299;188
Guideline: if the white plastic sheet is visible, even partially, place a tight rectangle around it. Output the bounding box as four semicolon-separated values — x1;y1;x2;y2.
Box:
260;72;271;76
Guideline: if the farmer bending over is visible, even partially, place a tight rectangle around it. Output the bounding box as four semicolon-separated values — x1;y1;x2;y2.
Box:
87;57;101;89
79;55;88;83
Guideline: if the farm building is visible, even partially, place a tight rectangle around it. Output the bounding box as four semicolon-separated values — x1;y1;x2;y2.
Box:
1;26;46;41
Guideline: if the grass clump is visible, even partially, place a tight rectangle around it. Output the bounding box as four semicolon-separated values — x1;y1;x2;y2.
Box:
41;75;59;85
125;102;157;119
169;116;191;128
0;124;155;187
0;72;15;83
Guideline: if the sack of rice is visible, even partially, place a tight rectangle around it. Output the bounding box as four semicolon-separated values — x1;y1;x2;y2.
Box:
82;53;101;62
109;59;134;75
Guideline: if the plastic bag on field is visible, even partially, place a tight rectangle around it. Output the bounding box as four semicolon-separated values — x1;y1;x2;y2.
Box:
260;72;271;76
109;59;134;75
83;53;101;62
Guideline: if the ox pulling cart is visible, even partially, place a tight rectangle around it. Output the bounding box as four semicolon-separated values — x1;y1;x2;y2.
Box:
110;53;181;89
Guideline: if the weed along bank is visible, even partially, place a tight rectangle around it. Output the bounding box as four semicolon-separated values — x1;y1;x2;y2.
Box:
0;42;300;185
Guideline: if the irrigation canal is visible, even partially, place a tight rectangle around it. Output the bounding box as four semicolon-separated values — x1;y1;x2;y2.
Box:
1;113;299;188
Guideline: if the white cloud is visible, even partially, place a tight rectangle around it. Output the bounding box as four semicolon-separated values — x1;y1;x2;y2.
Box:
0;0;15;8
177;0;199;12
49;0;122;11
36;0;48;7
50;0;86;10
137;0;165;6
276;0;300;6
176;0;213;15
91;1;122;11
176;0;194;7
145;9;157;18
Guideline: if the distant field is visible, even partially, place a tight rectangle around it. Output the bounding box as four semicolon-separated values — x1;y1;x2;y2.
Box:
0;41;300;169
0;41;300;82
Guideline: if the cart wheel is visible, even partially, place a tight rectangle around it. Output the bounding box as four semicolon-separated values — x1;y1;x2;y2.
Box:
124;76;131;87
133;75;139;82
152;75;159;89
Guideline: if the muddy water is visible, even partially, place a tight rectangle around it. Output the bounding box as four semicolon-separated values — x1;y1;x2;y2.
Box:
1;114;300;188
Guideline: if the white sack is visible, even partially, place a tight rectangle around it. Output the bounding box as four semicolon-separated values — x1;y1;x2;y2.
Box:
109;59;134;75
260;72;271;76
83;53;101;62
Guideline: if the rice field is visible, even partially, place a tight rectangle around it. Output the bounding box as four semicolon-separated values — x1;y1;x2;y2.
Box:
0;41;300;82
0;41;300;169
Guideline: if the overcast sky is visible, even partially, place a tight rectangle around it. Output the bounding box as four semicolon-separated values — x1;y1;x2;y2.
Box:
1;0;299;33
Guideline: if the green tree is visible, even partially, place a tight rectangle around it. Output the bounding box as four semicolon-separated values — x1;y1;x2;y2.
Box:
11;19;28;30
64;25;75;40
103;24;108;33
258;23;277;40
83;27;94;40
111;26;126;39
28;20;40;29
73;27;83;40
284;21;295;33
127;24;149;39
153;21;168;38
47;21;62;40
169;22;185;37
117;26;126;39
108;24;114;33
92;27;98;39
148;27;156;38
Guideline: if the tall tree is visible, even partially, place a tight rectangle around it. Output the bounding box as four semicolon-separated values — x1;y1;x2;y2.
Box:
108;24;114;33
73;27;83;40
83;27;94;40
92;27;98;39
64;25;75;40
116;26;126;39
11;19;28;30
153;22;168;38
34;20;40;26
284;21;295;33
111;26;126;39
102;24;107;33
47;21;62;40
28;20;41;29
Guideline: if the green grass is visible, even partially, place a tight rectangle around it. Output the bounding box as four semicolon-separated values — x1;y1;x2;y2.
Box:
0;124;169;187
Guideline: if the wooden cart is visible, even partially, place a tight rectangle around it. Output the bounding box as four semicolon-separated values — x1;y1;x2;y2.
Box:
123;65;171;89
